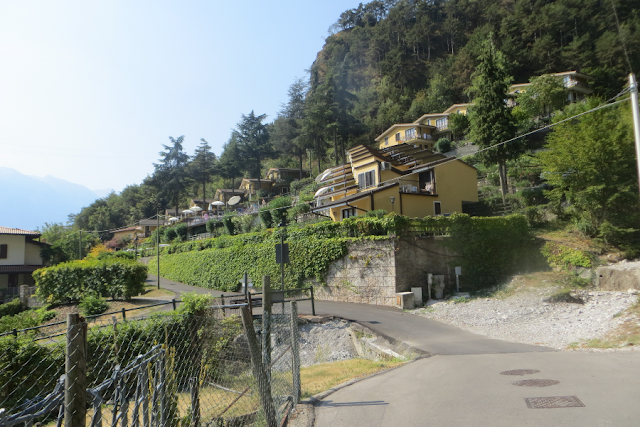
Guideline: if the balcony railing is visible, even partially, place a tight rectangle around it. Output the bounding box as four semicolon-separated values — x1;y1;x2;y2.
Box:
397;133;432;144
399;179;435;195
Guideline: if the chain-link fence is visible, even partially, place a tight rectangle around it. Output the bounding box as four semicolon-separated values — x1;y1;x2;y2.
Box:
0;300;301;427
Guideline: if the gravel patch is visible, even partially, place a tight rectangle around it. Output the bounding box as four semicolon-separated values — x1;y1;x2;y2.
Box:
298;319;358;366
411;287;638;350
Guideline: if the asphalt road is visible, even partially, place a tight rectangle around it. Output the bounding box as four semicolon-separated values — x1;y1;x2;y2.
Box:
150;276;640;426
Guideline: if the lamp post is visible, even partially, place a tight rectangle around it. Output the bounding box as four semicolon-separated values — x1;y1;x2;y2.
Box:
157;211;160;289
134;236;138;260
390;196;395;213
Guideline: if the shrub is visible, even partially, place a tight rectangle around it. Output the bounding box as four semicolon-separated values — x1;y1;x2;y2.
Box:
222;216;235;235
175;223;188;242
206;219;223;234
0;308;57;334
34;259;147;303
269;196;292;226
178;293;215;315
79;295;109;316
164;227;178;242
435;137;452;153
259;207;274;228
541;242;593;270
0;298;25;318
364;209;387;219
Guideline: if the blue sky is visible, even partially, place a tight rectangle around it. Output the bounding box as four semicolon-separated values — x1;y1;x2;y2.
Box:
0;1;360;193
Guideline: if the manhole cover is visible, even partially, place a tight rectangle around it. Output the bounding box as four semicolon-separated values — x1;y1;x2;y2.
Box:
525;396;585;409
500;369;540;376
513;379;560;387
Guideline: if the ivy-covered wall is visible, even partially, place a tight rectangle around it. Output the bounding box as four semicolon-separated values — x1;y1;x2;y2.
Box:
149;214;541;299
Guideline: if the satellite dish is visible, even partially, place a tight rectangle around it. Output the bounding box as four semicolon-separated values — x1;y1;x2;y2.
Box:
228;196;241;205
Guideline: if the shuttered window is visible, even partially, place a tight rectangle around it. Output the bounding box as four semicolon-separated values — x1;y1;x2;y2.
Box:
0;244;7;259
357;171;375;189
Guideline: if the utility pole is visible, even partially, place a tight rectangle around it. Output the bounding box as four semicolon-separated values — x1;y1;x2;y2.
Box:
157;211;160;289
630;73;640;194
78;230;82;260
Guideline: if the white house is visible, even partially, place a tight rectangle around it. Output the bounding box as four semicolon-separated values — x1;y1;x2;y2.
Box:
0;227;48;292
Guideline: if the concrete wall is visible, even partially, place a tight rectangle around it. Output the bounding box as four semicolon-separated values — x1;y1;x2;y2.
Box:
596;261;640;291
313;236;454;306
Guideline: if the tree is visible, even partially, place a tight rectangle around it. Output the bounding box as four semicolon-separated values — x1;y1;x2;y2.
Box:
515;75;567;121
233;111;273;194
148;136;190;216
189;138;217;203
271;79;313;179
467;36;521;200
39;223;99;264
217;136;243;190
538;99;639;242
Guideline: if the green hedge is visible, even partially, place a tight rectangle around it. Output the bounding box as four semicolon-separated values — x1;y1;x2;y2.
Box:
445;214;539;291
0;298;25;318
150;238;349;291
33;259;148;304
151;213;539;292
541;242;593;270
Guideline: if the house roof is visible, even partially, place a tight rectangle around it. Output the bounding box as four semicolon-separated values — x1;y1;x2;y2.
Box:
374;123;434;141
0;265;43;273
0;227;41;236
113;226;141;233
191;198;217;204
139;219;160;226
216;189;244;193
442;103;472;114
313;182;400;211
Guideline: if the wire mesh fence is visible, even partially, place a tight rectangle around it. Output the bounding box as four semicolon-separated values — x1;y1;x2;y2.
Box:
0;301;302;427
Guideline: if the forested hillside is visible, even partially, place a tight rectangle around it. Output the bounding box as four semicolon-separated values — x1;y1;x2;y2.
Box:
62;0;639;237
306;0;639;148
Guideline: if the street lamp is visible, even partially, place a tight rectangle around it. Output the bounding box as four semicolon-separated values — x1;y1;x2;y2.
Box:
390;196;395;213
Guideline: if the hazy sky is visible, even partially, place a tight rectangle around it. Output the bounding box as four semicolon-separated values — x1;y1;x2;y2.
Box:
0;1;360;193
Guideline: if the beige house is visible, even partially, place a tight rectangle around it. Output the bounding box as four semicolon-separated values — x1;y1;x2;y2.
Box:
0;227;48;292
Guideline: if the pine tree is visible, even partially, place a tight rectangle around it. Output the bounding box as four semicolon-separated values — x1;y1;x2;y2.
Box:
467;36;521;200
189;138;217;204
149;136;190;216
234;111;273;197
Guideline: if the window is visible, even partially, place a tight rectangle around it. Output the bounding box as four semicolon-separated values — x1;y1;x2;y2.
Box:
0;244;6;259
395;132;401;142
435;118;448;130
434;201;442;215
384;137;389;145
357;170;375;189
342;207;356;219
405;128;416;140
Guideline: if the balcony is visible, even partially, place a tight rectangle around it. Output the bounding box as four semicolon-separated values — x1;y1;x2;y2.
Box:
399;179;436;195
397;133;432;144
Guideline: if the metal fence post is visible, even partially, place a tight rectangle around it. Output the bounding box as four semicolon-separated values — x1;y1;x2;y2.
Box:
262;276;272;375
289;301;301;404
65;313;87;427
189;377;200;427
310;286;316;316
239;306;277;427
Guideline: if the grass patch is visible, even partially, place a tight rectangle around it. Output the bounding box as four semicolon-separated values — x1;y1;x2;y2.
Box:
571;300;640;349
300;358;405;399
141;285;175;298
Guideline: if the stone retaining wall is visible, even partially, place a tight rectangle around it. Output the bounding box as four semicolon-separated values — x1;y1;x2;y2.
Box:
313;237;454;307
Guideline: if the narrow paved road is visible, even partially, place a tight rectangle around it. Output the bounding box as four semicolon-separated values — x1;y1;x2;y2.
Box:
150;276;640;426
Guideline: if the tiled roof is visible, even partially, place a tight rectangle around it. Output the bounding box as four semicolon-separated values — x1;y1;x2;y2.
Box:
0;227;41;236
113;227;141;233
0;265;43;273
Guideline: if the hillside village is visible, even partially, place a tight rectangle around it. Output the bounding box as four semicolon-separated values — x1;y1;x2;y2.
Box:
2;0;640;425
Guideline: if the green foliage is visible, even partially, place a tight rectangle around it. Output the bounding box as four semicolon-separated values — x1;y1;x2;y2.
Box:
541;242;593;270
269;196;292;226
0;298;25;318
287;202;310;222
79;295;109;316
174;223;188;242
178;293;215;316
364;209;387;219
515;75;567;121
259;207;273;229
164;227;178;242
434;138;452;153
206;219;223;235
39;224;100;265
445;214;538;291
34;259;147;303
97;250;136;260
538;99;639;240
221;216;235;236
145;136;191;216
0;308;57;334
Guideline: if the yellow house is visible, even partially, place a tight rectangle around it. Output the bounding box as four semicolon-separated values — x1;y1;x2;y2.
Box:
112;226;144;241
374;123;436;150
313;143;478;221
412;103;472;143
239;178;272;199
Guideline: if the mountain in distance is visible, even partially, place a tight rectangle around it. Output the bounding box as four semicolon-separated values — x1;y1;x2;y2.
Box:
0;167;101;231
92;188;115;198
